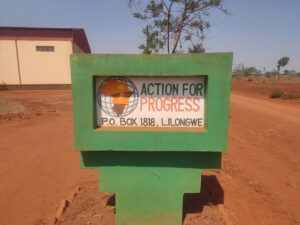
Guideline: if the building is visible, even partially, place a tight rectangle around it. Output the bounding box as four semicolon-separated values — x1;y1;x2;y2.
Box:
0;27;91;88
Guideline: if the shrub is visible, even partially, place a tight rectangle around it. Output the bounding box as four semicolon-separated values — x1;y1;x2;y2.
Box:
282;94;299;100
269;89;284;98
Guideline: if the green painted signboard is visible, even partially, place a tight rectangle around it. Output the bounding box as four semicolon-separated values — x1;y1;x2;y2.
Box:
71;53;232;152
71;53;233;225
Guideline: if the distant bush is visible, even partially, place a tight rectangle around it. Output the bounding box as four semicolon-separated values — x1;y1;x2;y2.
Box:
265;74;275;79
269;89;284;98
269;90;299;99
281;94;299;100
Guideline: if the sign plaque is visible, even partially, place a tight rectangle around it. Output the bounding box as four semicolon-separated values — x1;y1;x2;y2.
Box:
96;76;205;129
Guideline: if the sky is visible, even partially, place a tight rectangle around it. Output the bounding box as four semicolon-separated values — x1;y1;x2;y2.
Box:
0;0;299;72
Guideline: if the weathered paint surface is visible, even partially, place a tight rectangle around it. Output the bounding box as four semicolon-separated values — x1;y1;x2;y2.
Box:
81;151;221;225
0;39;84;85
103;167;199;225
71;54;232;225
0;40;20;84
17;40;73;84
71;53;233;152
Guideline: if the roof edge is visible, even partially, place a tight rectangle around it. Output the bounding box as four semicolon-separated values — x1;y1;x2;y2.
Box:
0;26;91;53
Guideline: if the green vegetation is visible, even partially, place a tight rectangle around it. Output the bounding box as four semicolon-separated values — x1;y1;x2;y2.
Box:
233;58;299;80
269;89;284;98
128;0;229;54
188;43;205;53
281;94;299;100
277;57;290;79
233;64;261;80
269;89;299;99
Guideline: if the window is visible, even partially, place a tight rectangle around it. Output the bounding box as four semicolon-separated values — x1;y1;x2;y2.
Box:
36;46;55;52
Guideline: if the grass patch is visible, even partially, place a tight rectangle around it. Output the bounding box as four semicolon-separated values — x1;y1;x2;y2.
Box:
281;94;299;100
269;89;299;99
269;89;284;98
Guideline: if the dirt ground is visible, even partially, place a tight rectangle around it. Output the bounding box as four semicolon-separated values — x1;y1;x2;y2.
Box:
0;81;299;225
232;77;300;104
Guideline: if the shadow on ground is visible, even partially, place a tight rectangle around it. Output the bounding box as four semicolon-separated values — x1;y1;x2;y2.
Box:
105;174;224;223
54;174;224;225
183;175;224;222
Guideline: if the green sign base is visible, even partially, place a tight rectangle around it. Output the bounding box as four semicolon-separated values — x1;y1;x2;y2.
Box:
101;166;200;225
81;152;221;225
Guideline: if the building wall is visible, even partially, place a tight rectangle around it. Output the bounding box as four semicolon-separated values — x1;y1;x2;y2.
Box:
0;40;20;85
73;43;85;53
17;40;73;84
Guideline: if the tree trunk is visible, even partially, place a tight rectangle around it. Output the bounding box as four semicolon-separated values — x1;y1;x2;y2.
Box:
171;32;181;54
167;11;170;54
171;19;185;53
164;1;173;54
277;65;280;80
171;5;187;54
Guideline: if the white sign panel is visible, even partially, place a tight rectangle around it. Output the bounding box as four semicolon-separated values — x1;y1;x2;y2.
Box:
96;76;205;129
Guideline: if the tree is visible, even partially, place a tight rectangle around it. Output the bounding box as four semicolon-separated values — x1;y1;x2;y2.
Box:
244;66;260;76
244;66;260;81
233;63;245;75
233;64;261;78
277;57;289;79
128;0;228;54
139;25;163;54
188;43;205;53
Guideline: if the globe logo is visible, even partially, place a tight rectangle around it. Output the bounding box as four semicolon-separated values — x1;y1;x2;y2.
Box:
97;77;139;117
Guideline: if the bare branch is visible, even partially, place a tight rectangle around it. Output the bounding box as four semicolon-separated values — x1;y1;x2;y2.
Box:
129;0;228;54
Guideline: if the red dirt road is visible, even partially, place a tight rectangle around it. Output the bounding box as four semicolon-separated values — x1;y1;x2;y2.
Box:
224;93;300;225
0;90;299;225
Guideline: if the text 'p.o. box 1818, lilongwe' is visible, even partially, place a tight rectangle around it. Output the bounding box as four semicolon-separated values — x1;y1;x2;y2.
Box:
71;53;233;225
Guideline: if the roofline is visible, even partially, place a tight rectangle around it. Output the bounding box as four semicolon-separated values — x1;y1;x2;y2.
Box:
0;26;91;53
0;26;84;31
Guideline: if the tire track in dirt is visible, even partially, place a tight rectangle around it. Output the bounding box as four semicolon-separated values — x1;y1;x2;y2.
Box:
222;93;300;225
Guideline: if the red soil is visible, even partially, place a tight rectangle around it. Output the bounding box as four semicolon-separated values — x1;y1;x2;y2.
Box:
0;87;299;225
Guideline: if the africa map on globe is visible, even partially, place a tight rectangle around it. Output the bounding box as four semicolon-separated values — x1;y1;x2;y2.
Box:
97;77;139;117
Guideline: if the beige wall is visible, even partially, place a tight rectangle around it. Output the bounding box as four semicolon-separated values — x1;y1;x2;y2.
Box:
17;40;73;84
0;40;20;85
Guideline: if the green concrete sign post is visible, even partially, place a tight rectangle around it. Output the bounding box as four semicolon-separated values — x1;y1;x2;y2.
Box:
71;53;233;225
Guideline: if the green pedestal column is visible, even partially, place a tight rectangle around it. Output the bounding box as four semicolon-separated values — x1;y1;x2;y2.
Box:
100;167;201;225
71;54;233;225
81;151;222;225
